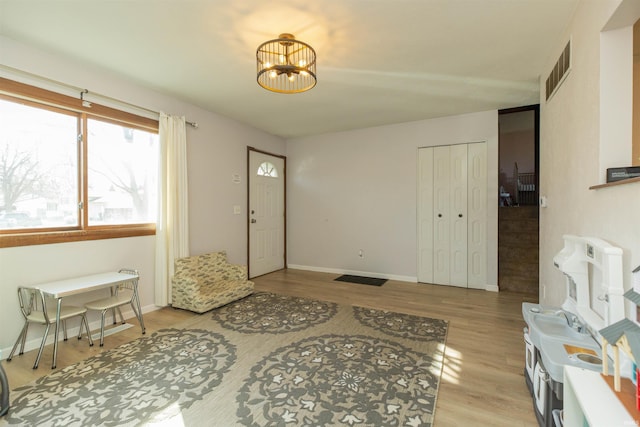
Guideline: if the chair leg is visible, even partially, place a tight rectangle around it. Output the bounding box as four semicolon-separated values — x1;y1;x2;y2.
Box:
19;323;30;355
77;316;84;339
99;310;107;347
7;323;28;361
33;323;50;369
131;298;146;335
63;319;68;341
116;307;126;324
81;314;94;347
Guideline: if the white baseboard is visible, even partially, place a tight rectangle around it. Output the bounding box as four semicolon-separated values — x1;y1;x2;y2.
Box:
287;264;500;293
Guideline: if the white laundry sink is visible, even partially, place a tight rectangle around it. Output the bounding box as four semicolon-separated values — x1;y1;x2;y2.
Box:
523;302;605;382
531;312;587;342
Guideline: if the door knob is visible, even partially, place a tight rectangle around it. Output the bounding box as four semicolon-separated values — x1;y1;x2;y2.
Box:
251;219;257;223
438;214;442;218
458;214;463;218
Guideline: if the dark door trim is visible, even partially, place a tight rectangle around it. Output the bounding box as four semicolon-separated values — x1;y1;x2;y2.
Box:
499;104;540;205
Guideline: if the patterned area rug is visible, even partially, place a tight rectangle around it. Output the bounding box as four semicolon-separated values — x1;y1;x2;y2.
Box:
1;292;448;427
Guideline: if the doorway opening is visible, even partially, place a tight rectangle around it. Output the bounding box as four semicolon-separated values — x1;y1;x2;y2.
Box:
498;105;539;295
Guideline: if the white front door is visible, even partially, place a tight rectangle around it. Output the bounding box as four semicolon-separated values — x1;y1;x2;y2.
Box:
248;150;285;278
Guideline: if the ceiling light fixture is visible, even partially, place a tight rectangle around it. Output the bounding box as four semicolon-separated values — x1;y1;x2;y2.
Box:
256;33;317;94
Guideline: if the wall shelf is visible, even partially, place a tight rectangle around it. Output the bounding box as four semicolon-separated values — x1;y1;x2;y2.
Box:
589;176;640;190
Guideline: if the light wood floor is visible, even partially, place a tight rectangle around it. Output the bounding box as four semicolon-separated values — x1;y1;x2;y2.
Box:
1;269;539;426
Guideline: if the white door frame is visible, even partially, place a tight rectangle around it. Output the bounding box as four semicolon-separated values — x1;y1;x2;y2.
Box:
247;147;287;278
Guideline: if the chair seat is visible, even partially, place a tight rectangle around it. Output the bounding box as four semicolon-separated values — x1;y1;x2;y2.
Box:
26;305;88;325
85;293;133;311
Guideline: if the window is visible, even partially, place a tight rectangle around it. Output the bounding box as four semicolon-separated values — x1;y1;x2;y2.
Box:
86;119;158;225
0;78;159;247
257;161;278;178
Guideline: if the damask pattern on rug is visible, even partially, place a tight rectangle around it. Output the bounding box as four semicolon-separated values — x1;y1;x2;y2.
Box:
237;334;441;427
353;306;448;342
4;328;236;427
212;292;338;334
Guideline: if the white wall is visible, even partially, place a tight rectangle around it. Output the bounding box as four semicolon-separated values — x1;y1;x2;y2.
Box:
539;0;640;309
0;36;285;357
286;110;499;286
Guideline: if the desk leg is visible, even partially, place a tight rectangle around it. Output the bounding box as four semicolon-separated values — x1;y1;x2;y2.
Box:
52;298;62;369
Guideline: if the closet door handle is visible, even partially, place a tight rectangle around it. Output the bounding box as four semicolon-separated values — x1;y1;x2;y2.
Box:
458;214;463;218
438;214;442;218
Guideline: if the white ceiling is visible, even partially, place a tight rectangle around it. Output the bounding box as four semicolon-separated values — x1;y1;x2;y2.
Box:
0;0;578;139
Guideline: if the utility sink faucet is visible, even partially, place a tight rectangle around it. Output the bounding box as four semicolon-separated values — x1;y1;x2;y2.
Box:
555;310;582;331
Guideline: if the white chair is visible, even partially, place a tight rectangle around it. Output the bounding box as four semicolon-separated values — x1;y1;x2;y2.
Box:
8;286;93;369
84;268;146;346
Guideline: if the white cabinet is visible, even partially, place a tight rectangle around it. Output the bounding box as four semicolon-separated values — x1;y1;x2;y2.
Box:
563;365;635;427
418;142;487;288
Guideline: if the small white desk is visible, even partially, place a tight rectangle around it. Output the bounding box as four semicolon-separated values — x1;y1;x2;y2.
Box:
31;272;144;368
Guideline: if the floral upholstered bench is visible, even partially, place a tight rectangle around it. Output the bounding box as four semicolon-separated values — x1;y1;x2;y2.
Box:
171;251;254;313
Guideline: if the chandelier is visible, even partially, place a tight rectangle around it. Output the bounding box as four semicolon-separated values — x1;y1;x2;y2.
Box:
256;33;317;94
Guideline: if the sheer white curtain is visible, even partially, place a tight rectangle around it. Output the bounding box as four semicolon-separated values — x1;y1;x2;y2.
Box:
155;112;190;306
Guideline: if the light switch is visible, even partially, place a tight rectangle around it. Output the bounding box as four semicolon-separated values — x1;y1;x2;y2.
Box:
539;196;547;208
233;205;241;215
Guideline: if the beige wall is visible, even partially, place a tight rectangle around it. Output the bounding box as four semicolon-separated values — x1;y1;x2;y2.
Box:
539;0;640;314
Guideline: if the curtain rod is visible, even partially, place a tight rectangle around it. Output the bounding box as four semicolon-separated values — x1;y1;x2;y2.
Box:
0;64;198;128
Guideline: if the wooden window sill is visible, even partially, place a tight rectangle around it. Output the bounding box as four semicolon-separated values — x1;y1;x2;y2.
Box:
0;225;156;248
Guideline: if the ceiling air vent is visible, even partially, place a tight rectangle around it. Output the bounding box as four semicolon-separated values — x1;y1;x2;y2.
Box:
545;40;571;101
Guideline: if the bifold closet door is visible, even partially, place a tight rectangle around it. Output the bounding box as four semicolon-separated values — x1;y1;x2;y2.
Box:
431;146;449;285
417;148;434;284
433;144;468;287
467;142;487;288
417;142;487;289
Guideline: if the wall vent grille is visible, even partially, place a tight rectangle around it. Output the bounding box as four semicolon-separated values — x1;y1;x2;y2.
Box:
545;40;571;101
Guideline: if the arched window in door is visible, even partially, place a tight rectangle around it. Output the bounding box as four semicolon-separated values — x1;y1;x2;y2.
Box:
257;161;279;178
